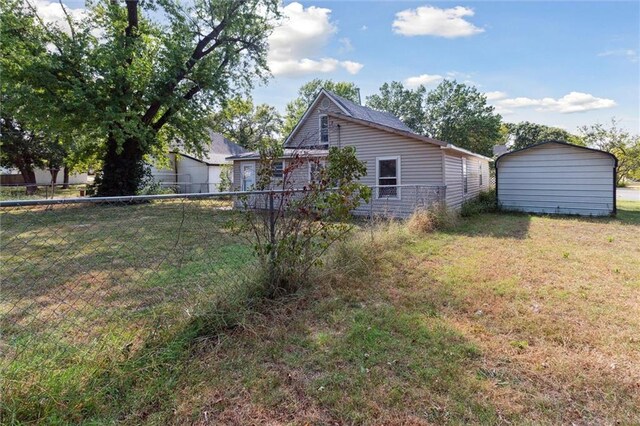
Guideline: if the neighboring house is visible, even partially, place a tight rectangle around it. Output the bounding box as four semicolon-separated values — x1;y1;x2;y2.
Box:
495;141;617;216
0;167;89;186
227;89;492;217
151;131;246;193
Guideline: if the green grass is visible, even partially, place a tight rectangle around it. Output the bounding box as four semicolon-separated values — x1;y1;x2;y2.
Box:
2;201;639;424
0;199;259;424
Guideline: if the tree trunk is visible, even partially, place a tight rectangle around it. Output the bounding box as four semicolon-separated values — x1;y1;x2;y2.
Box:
19;168;37;195
50;169;59;185
62;166;70;189
97;135;145;196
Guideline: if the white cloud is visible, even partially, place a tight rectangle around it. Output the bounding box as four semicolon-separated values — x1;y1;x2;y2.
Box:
598;48;638;63
32;0;86;34
338;37;354;54
361;25;368;31
392;5;484;38
341;60;364;75
269;58;362;77
495;92;616;114
268;2;363;77
404;74;443;88
484;91;508;101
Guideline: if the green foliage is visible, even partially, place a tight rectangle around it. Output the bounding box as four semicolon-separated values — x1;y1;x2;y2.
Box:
579;118;640;186
365;81;426;134
283;79;360;137
366;80;501;156
460;189;498;217
233;146;370;297
424;80;502;157
503;121;583;150
209;96;283;149
1;0;280;195
218;164;233;192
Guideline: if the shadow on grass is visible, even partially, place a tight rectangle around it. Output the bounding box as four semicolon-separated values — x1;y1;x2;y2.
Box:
1;271;267;425
445;212;532;240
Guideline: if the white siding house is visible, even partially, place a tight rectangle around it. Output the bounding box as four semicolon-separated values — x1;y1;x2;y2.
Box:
495;141;617;216
228;89;492;217
151;131;246;193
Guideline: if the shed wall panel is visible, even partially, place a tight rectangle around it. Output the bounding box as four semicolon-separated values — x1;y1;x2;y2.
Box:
497;143;615;216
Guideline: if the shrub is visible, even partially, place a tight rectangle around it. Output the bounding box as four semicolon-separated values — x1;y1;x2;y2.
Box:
460;189;497;217
407;206;459;233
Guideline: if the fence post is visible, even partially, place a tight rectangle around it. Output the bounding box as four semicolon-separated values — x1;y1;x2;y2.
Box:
268;191;276;283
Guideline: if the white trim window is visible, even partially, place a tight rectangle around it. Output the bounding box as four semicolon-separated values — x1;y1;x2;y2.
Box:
462;158;468;195
241;163;255;191
376;156;400;199
308;159;326;183
318;114;329;147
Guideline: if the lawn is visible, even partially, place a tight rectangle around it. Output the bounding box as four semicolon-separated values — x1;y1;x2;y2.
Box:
1;201;639;424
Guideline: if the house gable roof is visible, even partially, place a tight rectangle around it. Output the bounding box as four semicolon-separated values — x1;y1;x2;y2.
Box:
282;87;491;162
495;140;617;167
173;130;247;166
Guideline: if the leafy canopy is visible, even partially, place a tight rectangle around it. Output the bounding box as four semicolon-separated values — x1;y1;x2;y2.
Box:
503;121;583;150
423;80;502;157
1;0;280;194
366;81;426;134
579;118;640;186
209;97;283;150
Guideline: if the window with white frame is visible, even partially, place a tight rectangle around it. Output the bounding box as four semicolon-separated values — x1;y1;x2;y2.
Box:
462;158;468;195
376;156;400;198
319;114;329;146
308;159;326;183
479;165;483;187
272;160;284;178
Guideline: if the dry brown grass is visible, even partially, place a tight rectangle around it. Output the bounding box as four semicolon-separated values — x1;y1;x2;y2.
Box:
161;204;640;425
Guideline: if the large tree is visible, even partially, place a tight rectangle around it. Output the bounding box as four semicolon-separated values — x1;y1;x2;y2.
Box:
283;79;360;137
503;121;583;150
579;119;640;186
423;80;502;157
365;81;426;134
209;96;282;149
2;0;279;196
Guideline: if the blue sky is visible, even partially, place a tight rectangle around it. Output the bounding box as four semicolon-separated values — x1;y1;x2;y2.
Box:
45;1;640;134
254;1;640;134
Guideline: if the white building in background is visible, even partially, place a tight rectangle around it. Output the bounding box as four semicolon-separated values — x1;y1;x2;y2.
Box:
150;131;246;193
0;166;89;186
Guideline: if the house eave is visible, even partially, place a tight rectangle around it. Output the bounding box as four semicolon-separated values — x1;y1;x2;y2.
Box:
441;145;494;162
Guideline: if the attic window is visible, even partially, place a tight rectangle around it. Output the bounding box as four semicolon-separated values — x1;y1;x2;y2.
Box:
319;115;329;145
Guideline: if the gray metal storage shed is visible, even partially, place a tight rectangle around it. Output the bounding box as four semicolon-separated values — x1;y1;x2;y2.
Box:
495;141;617;216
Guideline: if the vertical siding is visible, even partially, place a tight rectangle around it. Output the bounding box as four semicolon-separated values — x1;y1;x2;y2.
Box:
286;94;344;148
497;143;615;215
176;156;208;193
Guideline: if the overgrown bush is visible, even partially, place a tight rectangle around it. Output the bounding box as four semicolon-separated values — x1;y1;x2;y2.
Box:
233;145;371;298
460;189;497;217
407;206;459;233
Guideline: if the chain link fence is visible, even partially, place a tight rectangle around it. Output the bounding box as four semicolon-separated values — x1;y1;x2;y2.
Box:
0;185;445;423
356;185;447;219
0;192;267;423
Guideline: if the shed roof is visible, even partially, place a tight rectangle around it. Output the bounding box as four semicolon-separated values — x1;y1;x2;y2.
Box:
495;140;617;167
